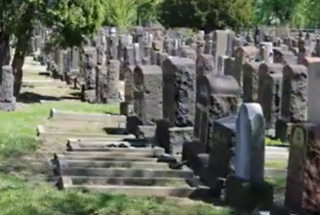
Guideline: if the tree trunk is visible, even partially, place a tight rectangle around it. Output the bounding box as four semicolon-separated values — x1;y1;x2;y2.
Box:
12;36;28;96
11;4;35;96
0;32;10;82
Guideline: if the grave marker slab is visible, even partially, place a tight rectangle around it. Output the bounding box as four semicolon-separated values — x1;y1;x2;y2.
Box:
162;57;196;126
133;65;163;124
258;63;283;129
243;62;260;102
275;64;308;141
225;103;273;211
285;123;320;214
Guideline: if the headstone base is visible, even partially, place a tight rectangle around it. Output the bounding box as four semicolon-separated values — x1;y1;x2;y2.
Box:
225;175;274;211
0;100;16;111
82;89;96;103
275;119;293;143
120;102;134;116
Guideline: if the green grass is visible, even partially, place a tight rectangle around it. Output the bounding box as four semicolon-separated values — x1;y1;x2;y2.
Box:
0;101;233;215
265;160;287;169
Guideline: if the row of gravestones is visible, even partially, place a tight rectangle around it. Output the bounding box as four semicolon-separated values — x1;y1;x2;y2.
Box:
119;53;320;213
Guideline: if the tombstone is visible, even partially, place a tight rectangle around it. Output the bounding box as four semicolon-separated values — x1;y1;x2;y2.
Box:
133;43;142;65
303;57;320;123
275;65;308;142
162;57;196;127
196;54;215;77
194;75;240;150
273;48;297;65
213;30;229;70
224;57;236;81
217;55;228;75
204;33;213;54
96;65;107;103
67;47;80;83
285;123;320;214
243;62;260;102
202;115;236;191
104;60;120;103
133;65;163;124
257;63;283;129
225;103;273;211
0;66;16;111
234;46;259;86
260;42;274;63
180;46;197;60
81;47;97;103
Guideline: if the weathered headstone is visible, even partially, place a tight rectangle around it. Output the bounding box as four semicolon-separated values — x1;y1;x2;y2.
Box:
234;46;259;86
133;65;163;124
225;103;273;211
162;57;196;126
243;62;260;102
257;63;283;129
194;75;240;147
196;54;215;77
303;57;320;123
285;123;320;214
0;66;16;111
275;64;308;141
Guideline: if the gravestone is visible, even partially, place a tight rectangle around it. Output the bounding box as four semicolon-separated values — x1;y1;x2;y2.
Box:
258;63;283;129
81;47;97;103
243;62;260;102
162;57;196;127
0;66;16;111
203;115;236;191
303;57;320;123
105;60;120;103
194;75;240;149
285;123;320;214
225;103;273;211
213;30;229;70
133;65;163;124
196;54;215;77
273;49;297;65
234;46;259;86
275;65;308;142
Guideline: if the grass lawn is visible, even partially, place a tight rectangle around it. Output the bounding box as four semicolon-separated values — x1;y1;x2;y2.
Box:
0;101;232;215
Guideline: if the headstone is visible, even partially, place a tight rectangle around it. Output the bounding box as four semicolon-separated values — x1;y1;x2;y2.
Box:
194;75;240;148
196;54;215;77
0;66;16;111
105;60;120;103
302;57;320;123
258;63;283;129
162;57;196;126
285;123;320;214
234;46;259;86
243;62;260;102
275;64;308;141
133;65;163;124
273;48;297;65
225;103;273;211
213;30;229;70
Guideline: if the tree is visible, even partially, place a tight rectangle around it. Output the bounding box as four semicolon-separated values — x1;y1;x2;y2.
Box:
158;0;253;32
253;0;302;25
103;0;138;30
6;0;106;95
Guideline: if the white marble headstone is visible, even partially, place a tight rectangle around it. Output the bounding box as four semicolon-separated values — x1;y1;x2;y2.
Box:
235;103;265;183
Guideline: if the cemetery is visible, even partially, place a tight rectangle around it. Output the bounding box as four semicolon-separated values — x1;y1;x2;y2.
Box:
3;0;320;215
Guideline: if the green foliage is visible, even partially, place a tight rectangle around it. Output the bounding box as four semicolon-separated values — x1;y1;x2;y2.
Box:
104;0;138;30
137;0;163;25
159;0;253;32
39;0;107;47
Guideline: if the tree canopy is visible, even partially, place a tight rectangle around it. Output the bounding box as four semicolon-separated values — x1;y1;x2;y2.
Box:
159;0;253;32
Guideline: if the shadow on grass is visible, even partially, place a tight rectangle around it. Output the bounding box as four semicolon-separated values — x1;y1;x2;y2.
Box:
17;92;80;104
